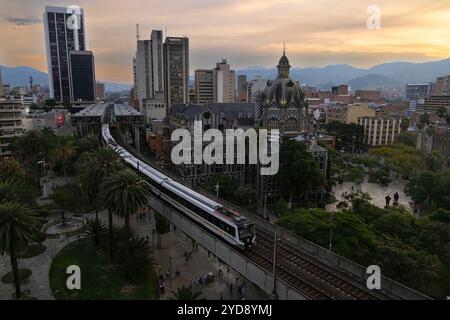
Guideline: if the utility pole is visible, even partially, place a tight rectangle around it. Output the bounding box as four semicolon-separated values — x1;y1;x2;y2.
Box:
136;161;140;238
272;232;278;300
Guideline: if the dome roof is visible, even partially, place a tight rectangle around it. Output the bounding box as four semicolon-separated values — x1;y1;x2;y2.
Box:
260;52;304;108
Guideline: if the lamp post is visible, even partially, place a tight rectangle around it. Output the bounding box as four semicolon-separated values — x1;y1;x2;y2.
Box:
328;213;335;252
264;192;271;219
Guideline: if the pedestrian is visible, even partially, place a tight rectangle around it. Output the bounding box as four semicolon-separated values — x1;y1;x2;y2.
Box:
166;271;170;280
235;274;239;283
394;192;399;205
385;194;391;207
145;235;149;243
218;268;223;277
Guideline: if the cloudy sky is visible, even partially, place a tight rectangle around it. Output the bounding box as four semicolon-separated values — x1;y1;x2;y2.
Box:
0;0;449;83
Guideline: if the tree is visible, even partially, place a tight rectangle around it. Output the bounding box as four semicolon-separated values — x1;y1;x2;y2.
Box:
406;171;439;206
10;131;45;191
279;140;324;206
85;219;107;246
43;99;56;112
100;169;152;273
51;136;77;185
78;147;124;261
0;202;40;299
395;131;415;147
437;107;448;123
400;118;411;132
429;209;450;224
424;150;445;172
417;113;431;130
205;174;239;199
170;286;203;300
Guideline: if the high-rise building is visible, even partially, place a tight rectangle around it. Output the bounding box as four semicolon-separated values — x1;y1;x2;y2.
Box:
43;6;86;103
0;101;24;158
406;83;431;101
194;59;236;104
214;59;235;103
247;76;268;102
69;50;96;103
164;36;189;111
194;69;215;104
133;30;166;122
237;75;247;102
0;66;4;97
432;76;450;95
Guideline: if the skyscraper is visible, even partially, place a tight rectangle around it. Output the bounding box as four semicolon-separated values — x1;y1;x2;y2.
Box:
195;69;215;104
214;59;235;103
134;30;166;121
164;36;189;111
194;59;236;104
43;6;86;103
69;50;96;102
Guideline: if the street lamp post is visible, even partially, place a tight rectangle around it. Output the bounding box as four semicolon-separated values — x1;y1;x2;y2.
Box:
328;213;335;252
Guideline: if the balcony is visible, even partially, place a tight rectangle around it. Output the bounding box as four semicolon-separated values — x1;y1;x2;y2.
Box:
0;116;22;121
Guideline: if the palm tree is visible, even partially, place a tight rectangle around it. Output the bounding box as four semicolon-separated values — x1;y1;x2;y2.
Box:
51;136;76;185
170;286;203;300
0;202;40;299
78;147;123;261
99;169;151;270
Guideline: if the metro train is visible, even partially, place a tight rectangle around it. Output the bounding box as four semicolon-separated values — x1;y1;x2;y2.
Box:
101;124;256;249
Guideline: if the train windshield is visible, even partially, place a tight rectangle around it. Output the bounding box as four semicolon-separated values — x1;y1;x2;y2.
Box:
238;223;254;240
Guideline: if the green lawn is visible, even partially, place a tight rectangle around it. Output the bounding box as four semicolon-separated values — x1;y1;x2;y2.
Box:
49;239;157;299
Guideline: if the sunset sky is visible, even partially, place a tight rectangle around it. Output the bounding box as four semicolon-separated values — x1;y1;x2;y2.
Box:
0;0;449;83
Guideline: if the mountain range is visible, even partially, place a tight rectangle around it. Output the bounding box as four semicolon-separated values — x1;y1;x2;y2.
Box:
2;58;450;92
0;65;132;93
235;58;450;90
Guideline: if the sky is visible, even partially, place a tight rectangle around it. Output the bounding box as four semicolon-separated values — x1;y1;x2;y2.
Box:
0;0;449;83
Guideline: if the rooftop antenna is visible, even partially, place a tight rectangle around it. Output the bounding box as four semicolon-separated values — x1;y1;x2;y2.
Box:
283;41;286;55
29;76;33;93
136;23;140;41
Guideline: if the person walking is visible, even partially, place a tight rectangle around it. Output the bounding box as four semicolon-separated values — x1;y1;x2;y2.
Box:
394;192;399;206
385;194;391;207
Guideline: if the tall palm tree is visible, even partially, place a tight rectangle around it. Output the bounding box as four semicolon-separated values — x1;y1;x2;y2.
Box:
51;136;76;185
0;202;40;299
99;169;151;270
78;147;123;262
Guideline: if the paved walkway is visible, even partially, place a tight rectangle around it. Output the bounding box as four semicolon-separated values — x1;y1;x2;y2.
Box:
327;174;413;213
1;174;268;300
